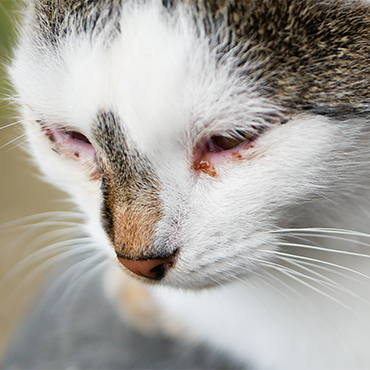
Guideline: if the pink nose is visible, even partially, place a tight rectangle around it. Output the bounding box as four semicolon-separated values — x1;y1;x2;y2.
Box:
118;252;177;280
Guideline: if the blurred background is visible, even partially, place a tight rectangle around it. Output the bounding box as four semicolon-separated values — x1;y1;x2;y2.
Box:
0;1;66;360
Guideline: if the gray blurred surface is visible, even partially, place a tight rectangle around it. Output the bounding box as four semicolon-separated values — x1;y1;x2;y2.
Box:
2;260;244;369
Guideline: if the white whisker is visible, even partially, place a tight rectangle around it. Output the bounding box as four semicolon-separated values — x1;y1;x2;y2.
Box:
4;221;83;232
4;246;97;305
0;211;85;229
1;128;47;152
279;242;370;259
50;253;110;358
249;268;309;305
0;2;11;22
274;230;370;250
0;120;24;131
38;249;99;297
1;131;30;150
4;237;92;281
243;255;333;307
22;227;84;255
261;249;370;281
277;255;366;303
255;258;355;312
271;227;370;239
60;253;108;304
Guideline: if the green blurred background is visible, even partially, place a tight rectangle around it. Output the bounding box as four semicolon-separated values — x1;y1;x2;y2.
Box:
0;0;65;359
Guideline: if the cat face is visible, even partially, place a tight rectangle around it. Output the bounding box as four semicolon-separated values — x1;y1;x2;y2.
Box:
11;0;370;288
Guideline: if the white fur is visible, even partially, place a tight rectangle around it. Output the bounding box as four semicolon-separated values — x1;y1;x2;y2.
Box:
11;1;370;368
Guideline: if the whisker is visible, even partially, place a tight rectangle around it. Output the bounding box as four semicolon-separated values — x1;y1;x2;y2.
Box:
6;136;37;152
271;227;370;239
2;227;84;272
279;242;370;259
60;252;108;304
234;270;311;329
2;128;47;152
2;249;74;296
262;270;306;299
5;237;92;281
261;249;370;281
3;221;83;232
35;248;100;299
239;255;319;306
0;2;11;22
22;227;84;255
278;231;370;250
0;132;29;149
247;267;309;305
0;120;25;132
277;255;366;303
52;254;110;357
255;258;354;311
0;125;41;150
25;246;94;281
4;246;96;306
0;211;85;230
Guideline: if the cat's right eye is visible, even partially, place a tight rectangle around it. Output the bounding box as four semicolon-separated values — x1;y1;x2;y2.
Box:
64;130;91;144
44;125;96;162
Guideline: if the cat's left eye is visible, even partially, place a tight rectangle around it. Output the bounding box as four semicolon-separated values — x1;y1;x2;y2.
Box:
208;134;249;152
207;131;255;153
192;129;259;176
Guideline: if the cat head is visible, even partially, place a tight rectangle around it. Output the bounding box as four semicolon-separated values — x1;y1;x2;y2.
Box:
10;0;370;288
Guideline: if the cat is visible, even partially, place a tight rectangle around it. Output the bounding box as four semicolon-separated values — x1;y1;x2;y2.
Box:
7;0;370;368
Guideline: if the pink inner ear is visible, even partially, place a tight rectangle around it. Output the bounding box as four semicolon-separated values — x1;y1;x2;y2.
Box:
46;125;96;161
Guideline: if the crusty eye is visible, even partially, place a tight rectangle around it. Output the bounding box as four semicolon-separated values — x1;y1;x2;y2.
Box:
43;125;96;162
208;131;255;153
64;130;91;144
42;124;100;179
192;129;261;177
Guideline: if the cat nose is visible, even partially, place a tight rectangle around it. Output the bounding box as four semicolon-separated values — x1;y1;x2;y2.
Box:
117;251;178;280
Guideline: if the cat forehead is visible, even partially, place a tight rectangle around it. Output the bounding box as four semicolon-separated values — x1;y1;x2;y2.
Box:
12;0;370;136
16;0;273;145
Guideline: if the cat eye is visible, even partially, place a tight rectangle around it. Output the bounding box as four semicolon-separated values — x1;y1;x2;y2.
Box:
208;131;255;153
65;130;91;144
192;127;263;177
209;135;246;152
44;125;96;164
